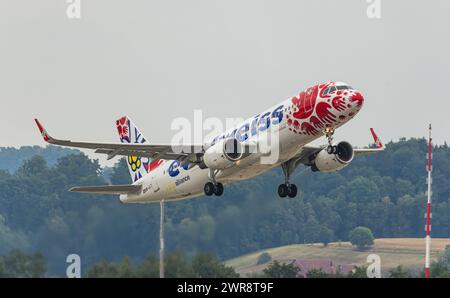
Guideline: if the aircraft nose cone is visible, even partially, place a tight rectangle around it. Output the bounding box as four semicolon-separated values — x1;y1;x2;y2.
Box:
349;91;364;110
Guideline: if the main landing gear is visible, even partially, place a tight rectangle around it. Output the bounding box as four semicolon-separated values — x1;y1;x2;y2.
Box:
204;169;224;196
278;183;297;198
278;161;299;198
204;182;224;196
324;127;338;154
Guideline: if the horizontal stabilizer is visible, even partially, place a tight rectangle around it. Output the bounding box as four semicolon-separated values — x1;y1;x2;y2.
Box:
69;184;142;195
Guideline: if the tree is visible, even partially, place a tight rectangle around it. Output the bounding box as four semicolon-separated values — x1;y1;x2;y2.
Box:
430;259;450;278
306;268;343;278
256;252;272;265
84;260;119;278
388;265;411;278
349;227;374;250
110;158;131;184
135;254;159;277
347;266;368;278
0;214;29;254
306;268;329;278
117;256;135;278
83;252;239;278
441;245;450;267
317;226;334;247
263;261;299;278
0;250;46;277
16;155;48;177
191;252;239;278
165;251;192;278
56;153;104;186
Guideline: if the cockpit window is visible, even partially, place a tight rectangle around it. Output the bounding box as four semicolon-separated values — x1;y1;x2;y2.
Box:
336;85;354;90
323;86;337;95
324;85;354;94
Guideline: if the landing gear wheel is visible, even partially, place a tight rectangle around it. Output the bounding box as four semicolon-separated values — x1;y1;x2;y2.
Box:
287;184;298;198
278;184;288;198
279;160;302;198
214;183;224;196
204;182;215;196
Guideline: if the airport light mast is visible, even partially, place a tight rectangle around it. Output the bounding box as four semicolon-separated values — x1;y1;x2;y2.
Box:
160;200;165;278
425;124;432;278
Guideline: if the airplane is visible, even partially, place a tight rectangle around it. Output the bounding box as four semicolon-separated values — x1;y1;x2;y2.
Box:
34;81;384;203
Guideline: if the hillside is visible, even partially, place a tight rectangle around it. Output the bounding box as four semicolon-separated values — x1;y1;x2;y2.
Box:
0;145;79;173
1;138;450;275
225;238;450;276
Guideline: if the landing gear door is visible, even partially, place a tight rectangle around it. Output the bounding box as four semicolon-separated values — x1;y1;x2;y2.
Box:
151;175;161;194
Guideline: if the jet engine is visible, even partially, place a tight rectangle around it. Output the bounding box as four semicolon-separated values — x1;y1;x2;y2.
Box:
311;141;354;172
202;138;245;170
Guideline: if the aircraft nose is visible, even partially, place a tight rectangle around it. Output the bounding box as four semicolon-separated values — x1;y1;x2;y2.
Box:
349;90;364;110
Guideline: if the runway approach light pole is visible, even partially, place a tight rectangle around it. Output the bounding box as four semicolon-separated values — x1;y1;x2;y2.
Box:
425;124;433;278
160;200;165;278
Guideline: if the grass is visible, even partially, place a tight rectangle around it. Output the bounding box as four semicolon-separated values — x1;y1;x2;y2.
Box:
225;238;450;276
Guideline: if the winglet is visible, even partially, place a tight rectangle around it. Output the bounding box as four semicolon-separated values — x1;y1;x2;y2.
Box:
370;128;384;149
34;119;52;143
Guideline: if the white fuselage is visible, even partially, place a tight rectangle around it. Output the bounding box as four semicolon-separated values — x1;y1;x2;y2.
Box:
120;82;364;203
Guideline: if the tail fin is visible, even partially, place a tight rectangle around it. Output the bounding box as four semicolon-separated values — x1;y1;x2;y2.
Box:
115;116;151;182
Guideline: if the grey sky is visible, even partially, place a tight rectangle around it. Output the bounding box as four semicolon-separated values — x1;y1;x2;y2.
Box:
1;0;449;165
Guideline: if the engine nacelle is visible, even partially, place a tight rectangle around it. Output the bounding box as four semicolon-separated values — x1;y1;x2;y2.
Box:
311;141;354;173
202;138;244;170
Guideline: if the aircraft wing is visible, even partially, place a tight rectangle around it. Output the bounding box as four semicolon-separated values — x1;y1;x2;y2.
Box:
34;119;202;160
352;128;385;156
294;128;385;164
69;184;142;195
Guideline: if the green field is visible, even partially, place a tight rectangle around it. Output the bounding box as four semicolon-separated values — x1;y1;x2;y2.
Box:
225;238;450;276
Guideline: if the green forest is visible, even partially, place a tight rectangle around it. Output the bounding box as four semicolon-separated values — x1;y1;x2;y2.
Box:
0;138;450;276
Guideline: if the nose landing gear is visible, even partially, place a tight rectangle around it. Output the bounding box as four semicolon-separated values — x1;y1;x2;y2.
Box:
324;127;337;154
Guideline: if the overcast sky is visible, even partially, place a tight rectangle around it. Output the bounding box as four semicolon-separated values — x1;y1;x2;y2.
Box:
1;0;449;165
